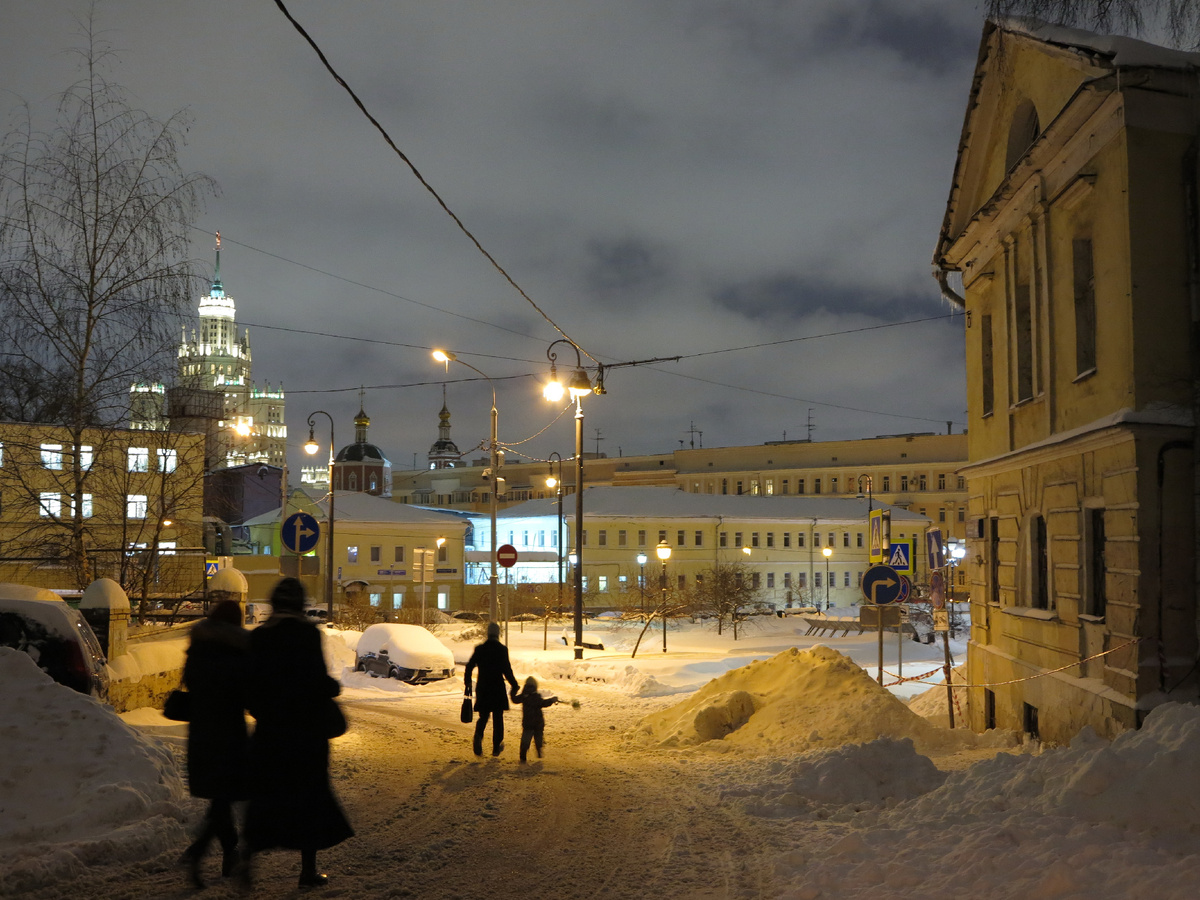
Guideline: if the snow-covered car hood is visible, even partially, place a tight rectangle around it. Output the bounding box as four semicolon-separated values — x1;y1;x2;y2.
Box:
357;624;454;671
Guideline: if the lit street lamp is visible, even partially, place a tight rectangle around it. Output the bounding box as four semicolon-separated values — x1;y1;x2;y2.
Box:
304;411;336;618
544;339;597;660
434;349;501;621
636;552;647;613
656;540;671;653
822;546;833;611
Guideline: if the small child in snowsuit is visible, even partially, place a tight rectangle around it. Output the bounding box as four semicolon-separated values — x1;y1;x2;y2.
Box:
510;676;558;763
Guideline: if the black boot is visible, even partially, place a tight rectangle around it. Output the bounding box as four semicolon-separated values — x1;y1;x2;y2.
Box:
299;849;328;888
178;846;205;890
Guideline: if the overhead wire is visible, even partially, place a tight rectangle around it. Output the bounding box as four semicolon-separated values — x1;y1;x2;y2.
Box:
271;0;597;363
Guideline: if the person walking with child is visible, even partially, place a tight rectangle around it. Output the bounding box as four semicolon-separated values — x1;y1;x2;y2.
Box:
463;622;519;757
511;675;559;763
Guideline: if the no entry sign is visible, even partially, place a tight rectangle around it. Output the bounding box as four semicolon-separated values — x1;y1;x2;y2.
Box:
497;544;519;568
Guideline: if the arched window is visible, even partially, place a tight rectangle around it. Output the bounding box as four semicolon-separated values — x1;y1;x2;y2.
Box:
370;474;377;491
349;473;357;491
1006;99;1040;172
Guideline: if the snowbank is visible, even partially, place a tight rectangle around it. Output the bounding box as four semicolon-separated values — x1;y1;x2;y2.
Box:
772;702;1200;899
0;648;194;892
628;646;970;754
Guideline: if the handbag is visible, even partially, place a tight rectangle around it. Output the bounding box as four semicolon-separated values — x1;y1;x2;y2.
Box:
324;699;348;738
163;689;191;722
460;695;473;724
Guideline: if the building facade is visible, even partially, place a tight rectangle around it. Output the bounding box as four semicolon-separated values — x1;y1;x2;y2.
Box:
465;485;930;611
934;19;1200;741
0;421;206;597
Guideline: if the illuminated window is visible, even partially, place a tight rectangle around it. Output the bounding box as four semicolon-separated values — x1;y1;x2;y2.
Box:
41;444;62;470
128;448;149;472
39;492;61;517
157;448;177;472
127;494;148;518
598;575;608;592
348;546;358;563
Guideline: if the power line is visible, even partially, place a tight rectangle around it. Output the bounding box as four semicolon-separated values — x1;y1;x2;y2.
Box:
272;0;597;363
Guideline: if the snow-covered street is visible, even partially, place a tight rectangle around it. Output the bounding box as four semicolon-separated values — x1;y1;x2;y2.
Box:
3;615;1200;898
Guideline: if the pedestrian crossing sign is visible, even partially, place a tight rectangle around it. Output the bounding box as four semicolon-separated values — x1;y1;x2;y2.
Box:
886;541;911;573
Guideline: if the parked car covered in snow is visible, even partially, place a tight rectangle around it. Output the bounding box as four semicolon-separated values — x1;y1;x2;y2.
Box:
355;623;455;683
0;584;110;700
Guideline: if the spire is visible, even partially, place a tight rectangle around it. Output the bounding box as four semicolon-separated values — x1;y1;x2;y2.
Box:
428;384;460;468
211;231;224;297
354;386;370;444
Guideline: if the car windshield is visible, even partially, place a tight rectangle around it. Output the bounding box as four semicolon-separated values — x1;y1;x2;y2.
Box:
67;609;105;660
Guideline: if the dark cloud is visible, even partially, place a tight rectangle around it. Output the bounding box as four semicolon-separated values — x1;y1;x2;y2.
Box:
584;236;675;303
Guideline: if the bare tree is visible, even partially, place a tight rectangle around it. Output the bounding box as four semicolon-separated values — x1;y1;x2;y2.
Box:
691;562;763;640
0;16;215;584
986;0;1200;48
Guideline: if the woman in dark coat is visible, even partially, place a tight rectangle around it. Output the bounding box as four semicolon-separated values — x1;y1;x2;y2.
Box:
179;600;250;888
243;578;352;888
463;622;519;757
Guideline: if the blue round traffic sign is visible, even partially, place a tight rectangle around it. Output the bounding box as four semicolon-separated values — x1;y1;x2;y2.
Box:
282;511;321;554
861;564;904;605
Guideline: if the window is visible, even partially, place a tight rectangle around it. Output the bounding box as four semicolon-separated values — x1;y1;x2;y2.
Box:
41;444;63;470
158;540;176;556
734;532;743;548
80;494;93;518
815;572;822;589
721;478;728;495
537;531;545;547
127;494;148;518
720;531;728;547
750;479;759;495
1031;514;1049;609
1074;238;1096;375
814;478;822;495
989;516;1001;605
438;544;448;562
677;574;685;590
798;572;807;589
767;573;775;588
939;509;946;522
765;478;774;496
1014;279;1034;402
842;532;850;548
827;533;834;547
784;573;792;588
370;546;381;563
598;530;607;547
782;478;789;495
619;575;627;587
958;475;966;490
618;530;627;546
157;448;178;473
658;529;667;544
766;533;775;548
797;532;805;548
882;475;891;491
677;530;685;547
797;479;805;494
598;575;608;592
844;572;851;588
736;480;744;495
751;532;760;548
638;529;646;546
783;533;791;548
581;576;588;592
752;573;761;589
901;475;909;492
393;592;404;609
394;546;405;563
856;532;863;548
370;474;378;491
551;530;558;547
694;531;703;547
39;492;61;517
830;477;838;494
348;546;358;563
919;474;927;491
128;448;149;472
1086;508;1107;617
369;593;381;608
79;445;93;470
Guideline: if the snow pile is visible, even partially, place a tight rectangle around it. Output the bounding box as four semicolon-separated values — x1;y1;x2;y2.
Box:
906;664;967;719
774;702;1200;899
0;648;193;892
628;646;963;753
322;625;359;676
720;738;946;817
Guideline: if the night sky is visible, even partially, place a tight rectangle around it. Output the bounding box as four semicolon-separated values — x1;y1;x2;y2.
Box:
1;1;983;471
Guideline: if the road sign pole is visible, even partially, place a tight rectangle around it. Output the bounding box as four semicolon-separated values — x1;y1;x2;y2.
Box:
877;606;885;685
942;562;955;729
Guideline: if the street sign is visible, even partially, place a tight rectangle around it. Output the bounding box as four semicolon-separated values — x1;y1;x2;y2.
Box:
897;573;912;603
497;544;519;568
860;604;902;628
927;528;945;570
886;541;911;572
282;511;320;554
933;609;950;632
861;564;904;605
205;560;219;578
930;571;945;609
869;508;884;563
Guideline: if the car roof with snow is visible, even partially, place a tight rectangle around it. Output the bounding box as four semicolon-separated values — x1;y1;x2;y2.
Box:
357;623;454;670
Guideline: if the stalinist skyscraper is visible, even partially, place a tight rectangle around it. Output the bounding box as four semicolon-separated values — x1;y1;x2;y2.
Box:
130;233;286;469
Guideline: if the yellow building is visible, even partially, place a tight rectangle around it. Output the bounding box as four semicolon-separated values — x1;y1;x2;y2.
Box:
0;421;206;598
934;19;1200;741
469;485;930;611
393;431;968;543
241;491;468;617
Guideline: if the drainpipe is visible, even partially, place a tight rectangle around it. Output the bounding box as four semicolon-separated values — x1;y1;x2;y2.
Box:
1183;136;1200;682
934;267;967;306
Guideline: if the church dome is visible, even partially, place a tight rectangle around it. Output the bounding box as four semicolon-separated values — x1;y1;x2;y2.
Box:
336;442;390;464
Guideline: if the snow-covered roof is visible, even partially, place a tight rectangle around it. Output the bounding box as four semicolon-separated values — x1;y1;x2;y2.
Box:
1003;16;1200;69
495;485;928;524
243;491;469;528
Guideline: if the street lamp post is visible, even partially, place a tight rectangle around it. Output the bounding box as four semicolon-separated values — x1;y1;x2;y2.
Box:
304;411;336;618
434;350;501;621
822;546;833;611
544;340;596;660
656;540;671;653
546;453;564;617
636;552;647;613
